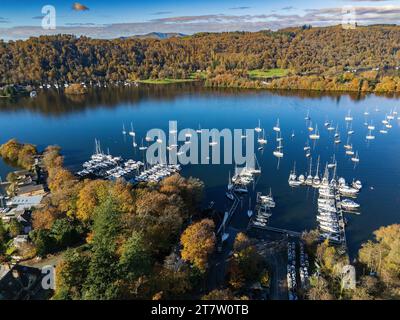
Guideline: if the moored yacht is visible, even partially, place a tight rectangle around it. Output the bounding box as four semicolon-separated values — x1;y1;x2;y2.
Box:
366;129;375;140
345;110;353;121
340;199;360;210
255;119;262;133
309;125;320;140
351;152;360;163
273;118;281;132
313;156;321;187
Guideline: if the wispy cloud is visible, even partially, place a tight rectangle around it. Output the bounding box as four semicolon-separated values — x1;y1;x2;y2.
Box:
65;22;98;26
229;7;251;10
152;11;173;15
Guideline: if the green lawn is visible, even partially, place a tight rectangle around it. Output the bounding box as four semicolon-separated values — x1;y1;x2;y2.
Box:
137;78;195;84
248;68;289;79
189;71;207;79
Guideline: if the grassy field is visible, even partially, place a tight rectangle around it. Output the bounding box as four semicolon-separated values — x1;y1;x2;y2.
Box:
137;78;195;84
189;71;207;79
248;68;289;79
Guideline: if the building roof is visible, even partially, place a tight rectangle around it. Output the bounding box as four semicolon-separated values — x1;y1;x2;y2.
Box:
16;184;45;196
7;195;44;209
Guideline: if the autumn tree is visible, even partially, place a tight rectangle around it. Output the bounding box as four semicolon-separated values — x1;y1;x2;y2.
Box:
202;289;236;300
307;276;334;300
358;224;400;292
228;232;264;290
180;219;216;273
32;206;63;230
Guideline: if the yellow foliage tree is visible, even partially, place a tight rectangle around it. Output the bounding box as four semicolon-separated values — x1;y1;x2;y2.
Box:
180;219;216;273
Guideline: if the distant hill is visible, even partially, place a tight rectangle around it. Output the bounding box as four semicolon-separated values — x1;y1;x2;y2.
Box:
122;32;186;40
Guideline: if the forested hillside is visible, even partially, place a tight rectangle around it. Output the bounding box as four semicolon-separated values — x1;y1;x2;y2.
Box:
1;25;400;91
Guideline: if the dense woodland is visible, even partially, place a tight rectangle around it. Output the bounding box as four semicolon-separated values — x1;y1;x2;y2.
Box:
1;25;400;92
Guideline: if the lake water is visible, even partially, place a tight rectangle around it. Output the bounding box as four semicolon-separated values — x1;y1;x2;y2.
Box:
1;83;399;256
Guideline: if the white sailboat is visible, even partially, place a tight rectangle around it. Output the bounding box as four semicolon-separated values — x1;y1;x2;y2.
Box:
132;135;137;147
122;124;127;135
345;110;353;121
351;151;360;163
347;123;354;135
344;136;352;150
129;122;135;136
334;125;340;138
257;129;267;145
313;156;321;186
273;140;284;158
366;129;375;140
304;140;311;151
309;125;320;140
304;110;311;121
327;155;336;169
139;138;147;151
367;122;375;130
308;121;314;132
346;147;355;156
289;162;302;187
305;157;313;185
255;119;262;133
273;118;281;132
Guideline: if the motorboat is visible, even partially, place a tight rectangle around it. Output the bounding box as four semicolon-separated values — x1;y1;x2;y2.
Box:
340;199;360;210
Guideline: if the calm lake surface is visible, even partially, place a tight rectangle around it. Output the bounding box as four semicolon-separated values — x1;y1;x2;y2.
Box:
1;83;399;256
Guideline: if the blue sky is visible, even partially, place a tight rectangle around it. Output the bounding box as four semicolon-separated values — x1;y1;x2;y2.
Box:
0;1;399;39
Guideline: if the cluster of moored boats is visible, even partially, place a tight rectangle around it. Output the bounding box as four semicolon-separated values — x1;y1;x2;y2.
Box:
366;107;399;135
76;140;180;182
287;242;298;301
38;80;138;90
249;190;275;229
288;158;362;198
288;159;362;242
228;160;262;194
317;184;343;242
76;140;143;180
134;163;181;183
